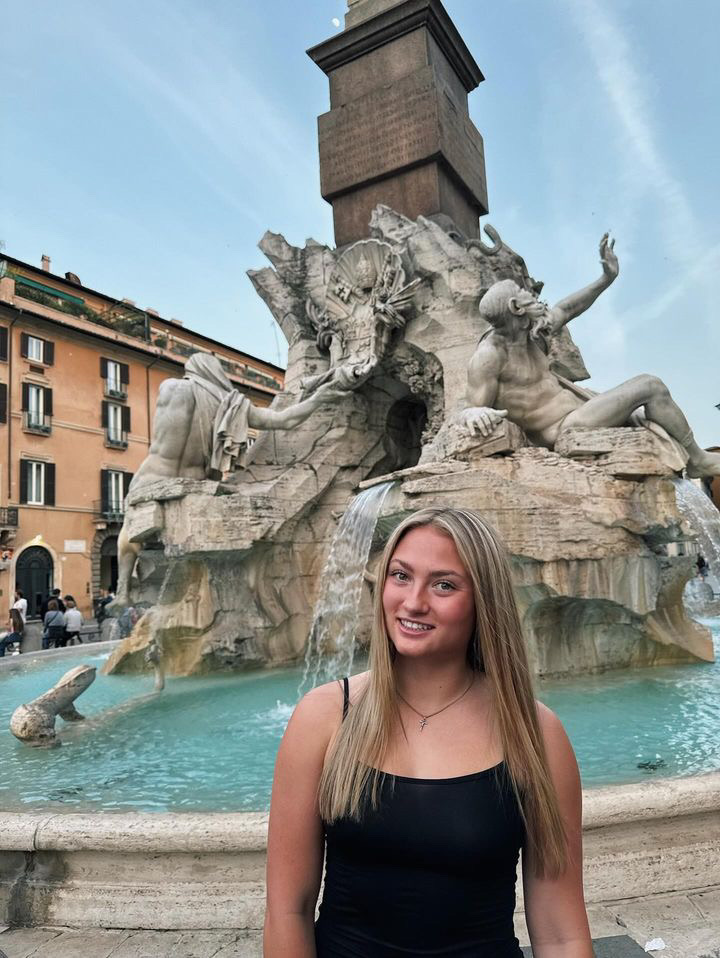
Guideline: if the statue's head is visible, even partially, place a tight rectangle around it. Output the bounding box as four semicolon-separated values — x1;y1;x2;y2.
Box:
478;280;546;331
184;353;233;393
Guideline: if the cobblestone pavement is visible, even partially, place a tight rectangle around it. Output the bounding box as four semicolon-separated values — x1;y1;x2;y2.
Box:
1;887;718;958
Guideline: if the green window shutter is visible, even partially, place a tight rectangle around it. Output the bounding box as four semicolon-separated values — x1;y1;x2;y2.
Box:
19;461;28;504
0;327;8;362
44;463;56;506
100;470;109;513
0;383;7;423
20;332;29;359
43;340;54;366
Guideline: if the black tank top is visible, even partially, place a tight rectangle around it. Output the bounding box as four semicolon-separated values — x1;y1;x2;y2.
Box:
315;678;525;957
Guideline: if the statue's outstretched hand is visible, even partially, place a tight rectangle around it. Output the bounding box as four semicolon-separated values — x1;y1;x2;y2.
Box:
600;232;619;280
460;406;508;438
313;358;378;402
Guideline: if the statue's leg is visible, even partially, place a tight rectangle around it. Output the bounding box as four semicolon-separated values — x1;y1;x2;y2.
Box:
113;525;141;606
561;374;720;476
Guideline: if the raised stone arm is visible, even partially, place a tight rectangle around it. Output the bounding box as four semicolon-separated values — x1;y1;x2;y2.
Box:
542;233;619;335
248;358;375;431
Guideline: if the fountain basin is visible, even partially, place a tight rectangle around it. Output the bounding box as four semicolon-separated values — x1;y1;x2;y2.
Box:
2;622;720;813
1;772;718;930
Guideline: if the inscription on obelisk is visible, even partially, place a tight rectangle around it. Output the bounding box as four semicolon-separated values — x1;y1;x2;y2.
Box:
308;0;489;246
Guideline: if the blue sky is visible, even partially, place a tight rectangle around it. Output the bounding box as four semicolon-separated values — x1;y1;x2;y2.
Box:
2;0;719;443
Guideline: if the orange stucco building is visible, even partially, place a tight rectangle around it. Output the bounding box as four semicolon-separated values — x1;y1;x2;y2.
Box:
0;254;283;620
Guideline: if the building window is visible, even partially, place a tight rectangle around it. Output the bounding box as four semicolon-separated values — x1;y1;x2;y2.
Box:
21;383;52;434
27;337;43;362
108;470;124;511
108;403;122;441
100;357;129;398
19;460;55;506
27;384;44;427
98;468;132;521
20;333;54;366
107;361;122;393
102;400;130;447
28;461;44;504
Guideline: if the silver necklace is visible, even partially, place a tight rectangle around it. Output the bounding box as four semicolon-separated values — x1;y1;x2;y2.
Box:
396;675;475;732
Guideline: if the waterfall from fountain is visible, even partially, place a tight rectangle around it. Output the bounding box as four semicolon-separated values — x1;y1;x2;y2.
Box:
673;479;720;608
300;481;393;693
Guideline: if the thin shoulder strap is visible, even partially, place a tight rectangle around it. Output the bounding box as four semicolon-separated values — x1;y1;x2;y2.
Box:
341;676;349;720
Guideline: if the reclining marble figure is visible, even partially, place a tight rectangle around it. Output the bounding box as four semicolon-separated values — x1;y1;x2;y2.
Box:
462;234;720;477
114;352;371;606
10;664;96;747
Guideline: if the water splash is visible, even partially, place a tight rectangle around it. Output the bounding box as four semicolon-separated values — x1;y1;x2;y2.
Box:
300;482;393;693
673;479;720;609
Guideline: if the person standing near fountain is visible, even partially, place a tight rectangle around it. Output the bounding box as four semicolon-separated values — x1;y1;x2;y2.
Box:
265;508;592;957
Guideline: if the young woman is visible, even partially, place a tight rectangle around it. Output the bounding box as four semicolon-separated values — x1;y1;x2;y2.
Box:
0;608;24;657
63;596;84;646
43;598;66;650
265;508;593;957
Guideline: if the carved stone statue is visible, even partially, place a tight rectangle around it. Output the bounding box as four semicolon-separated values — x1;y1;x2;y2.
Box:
462;234;720;478
10;665;96;747
113;352;370;607
302;239;419;396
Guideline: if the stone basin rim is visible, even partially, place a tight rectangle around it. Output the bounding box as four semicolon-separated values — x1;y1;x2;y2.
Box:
1;770;717;853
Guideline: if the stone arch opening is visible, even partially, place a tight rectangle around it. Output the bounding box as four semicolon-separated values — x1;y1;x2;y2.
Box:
15;545;53;618
368;397;428;479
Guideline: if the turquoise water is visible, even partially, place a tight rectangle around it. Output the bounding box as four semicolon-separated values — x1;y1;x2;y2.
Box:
1;621;718;812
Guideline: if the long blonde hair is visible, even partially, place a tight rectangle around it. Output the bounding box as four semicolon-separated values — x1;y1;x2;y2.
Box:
317;507;567;878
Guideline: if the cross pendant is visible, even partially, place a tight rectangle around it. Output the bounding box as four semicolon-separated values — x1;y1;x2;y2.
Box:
419;717;428;731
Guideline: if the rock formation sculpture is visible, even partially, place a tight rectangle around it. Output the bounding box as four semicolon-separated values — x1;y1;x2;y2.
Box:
10;665;96;747
103;207;713;680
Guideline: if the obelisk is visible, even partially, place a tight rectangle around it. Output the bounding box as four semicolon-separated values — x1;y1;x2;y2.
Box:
308;0;488;247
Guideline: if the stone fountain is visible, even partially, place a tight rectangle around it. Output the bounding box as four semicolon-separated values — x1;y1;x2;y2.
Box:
105;0;715;680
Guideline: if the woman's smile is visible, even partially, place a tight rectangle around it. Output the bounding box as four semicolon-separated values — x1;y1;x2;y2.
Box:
396;617;435;635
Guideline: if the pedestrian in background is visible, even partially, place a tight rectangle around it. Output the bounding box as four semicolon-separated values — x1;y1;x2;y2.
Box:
41;588;66;620
43;599;66;650
95;588;113;626
63;596;83;646
12;588;27;624
0;609;24;657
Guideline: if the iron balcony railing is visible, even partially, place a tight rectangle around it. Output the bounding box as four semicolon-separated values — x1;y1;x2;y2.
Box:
23;411;52;434
0;507;19;527
93;499;125;522
104;381;128;400
105;430;128;449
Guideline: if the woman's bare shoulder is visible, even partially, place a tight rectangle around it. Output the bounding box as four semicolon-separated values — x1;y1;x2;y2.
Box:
535;701;580;785
294;671;370;717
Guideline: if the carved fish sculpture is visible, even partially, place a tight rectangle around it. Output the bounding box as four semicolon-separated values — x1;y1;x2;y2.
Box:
10;664;96;747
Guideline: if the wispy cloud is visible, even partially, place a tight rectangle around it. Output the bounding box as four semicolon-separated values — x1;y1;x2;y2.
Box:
82;0;317;227
562;0;703;266
559;0;716;346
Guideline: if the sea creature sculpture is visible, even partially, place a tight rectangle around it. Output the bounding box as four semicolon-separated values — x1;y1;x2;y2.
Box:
10;664;96;747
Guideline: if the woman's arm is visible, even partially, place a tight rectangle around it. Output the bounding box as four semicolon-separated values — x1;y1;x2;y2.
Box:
522;704;594;958
264;683;341;958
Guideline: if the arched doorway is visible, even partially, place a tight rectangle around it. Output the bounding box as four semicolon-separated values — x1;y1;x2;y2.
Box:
100;536;118;593
15;546;53;618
